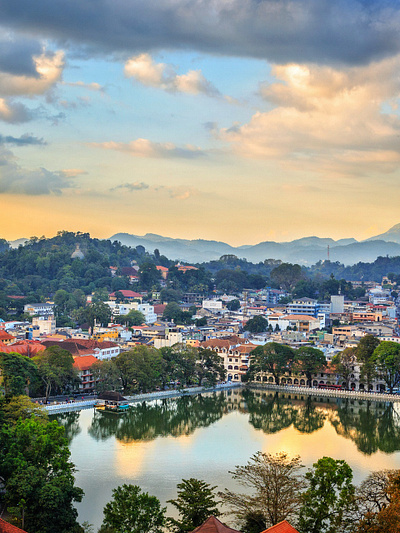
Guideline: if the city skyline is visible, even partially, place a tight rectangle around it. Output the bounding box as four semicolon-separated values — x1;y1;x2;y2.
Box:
1;1;400;244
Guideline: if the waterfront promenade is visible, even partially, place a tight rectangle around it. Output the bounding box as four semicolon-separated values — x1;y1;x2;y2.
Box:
249;383;400;402
44;382;243;413
44;381;400;414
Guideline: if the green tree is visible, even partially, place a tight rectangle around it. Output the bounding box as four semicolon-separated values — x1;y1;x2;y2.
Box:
163;302;184;323
139;261;161;291
83;301;112;331
33;345;77;403
244;316;268;333
356;335;380;389
114;346;165;393
0;395;48;427
91;360;121;393
0;417;84;533
298;457;356;533
372;341;400;393
331;348;356;389
195;348;226;386
248;343;295;385
220;452;306;530
226;299;241;311
123;309;145;326
101;484;165;533
167;478;221;533
270;263;304;291
0;352;39;397
294;347;327;387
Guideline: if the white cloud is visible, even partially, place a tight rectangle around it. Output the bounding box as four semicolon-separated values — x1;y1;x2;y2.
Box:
0;50;64;97
90;138;206;159
220;55;400;176
124;53;220;96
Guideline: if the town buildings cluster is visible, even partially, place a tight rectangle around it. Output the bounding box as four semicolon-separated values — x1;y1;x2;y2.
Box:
1;262;399;394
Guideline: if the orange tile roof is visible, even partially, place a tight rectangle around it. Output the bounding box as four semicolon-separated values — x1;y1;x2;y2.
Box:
0;331;14;341
0;518;28;533
190;516;241;533
261;520;300;533
0;340;45;356
73;355;99;370
109;290;142;298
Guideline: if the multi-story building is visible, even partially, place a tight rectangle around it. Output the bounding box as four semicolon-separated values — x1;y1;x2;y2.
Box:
23;302;54;317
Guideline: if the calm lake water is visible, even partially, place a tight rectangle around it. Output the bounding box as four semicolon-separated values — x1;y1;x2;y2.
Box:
53;388;400;530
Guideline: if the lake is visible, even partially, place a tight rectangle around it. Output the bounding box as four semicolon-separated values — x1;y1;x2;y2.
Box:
53;388;400;530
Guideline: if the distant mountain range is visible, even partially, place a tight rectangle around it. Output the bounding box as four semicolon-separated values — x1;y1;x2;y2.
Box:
110;224;400;265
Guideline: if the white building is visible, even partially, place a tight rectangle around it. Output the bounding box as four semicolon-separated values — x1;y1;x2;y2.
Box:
106;301;157;324
32;315;56;335
24;302;55;316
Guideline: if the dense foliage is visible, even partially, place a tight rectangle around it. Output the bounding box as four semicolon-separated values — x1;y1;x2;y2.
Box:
0;397;83;533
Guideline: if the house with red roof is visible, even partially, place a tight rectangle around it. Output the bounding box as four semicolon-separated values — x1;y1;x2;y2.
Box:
0;340;45;357
73;355;99;392
0;330;15;345
109;290;142;302
41;339;120;360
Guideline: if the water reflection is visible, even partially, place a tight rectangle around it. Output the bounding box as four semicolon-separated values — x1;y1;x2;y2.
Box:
54;389;400;455
55;411;82;444
88;392;228;443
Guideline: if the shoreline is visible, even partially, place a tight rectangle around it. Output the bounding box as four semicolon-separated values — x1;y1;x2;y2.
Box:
248;383;400;402
45;382;243;414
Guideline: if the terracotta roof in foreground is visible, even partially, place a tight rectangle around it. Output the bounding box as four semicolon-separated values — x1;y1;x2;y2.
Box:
261;520;300;533
0;518;28;533
190;516;241;533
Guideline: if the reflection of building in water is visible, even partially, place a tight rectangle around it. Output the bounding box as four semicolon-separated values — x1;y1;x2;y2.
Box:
246;388;400;455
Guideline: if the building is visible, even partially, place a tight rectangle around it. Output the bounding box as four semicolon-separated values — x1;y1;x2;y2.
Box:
73;355;98;391
32;315;56;335
23;302;55;317
286;298;330;317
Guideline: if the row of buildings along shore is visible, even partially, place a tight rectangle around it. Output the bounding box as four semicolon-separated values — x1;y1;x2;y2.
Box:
1;279;399;393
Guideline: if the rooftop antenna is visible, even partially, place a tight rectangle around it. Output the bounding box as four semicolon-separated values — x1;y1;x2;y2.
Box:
327;245;330;261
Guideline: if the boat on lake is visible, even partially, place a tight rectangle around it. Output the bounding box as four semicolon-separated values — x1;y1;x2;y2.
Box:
95;391;130;413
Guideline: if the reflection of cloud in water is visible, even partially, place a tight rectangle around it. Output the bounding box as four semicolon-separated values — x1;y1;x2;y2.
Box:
115;440;157;477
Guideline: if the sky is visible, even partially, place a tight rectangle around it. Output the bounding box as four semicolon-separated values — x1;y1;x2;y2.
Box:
1;0;400;245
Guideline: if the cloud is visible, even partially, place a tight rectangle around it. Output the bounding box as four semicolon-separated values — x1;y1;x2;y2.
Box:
59;168;87;177
0;133;46;145
110;181;149;192
0;146;77;195
90;138;206;159
0;35;42;77
1;0;400;66
124;54;220;96
64;80;104;92
219;55;400;176
0;99;34;123
0;49;64;97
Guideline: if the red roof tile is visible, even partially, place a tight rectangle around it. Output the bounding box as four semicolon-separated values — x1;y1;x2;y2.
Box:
190;517;241;533
0;331;14;341
109;290;142;298
73;355;99;370
0;518;28;533
261;520;300;533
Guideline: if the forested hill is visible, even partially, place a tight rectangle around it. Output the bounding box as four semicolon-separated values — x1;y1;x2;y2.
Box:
0;231;400;308
0;231;142;300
